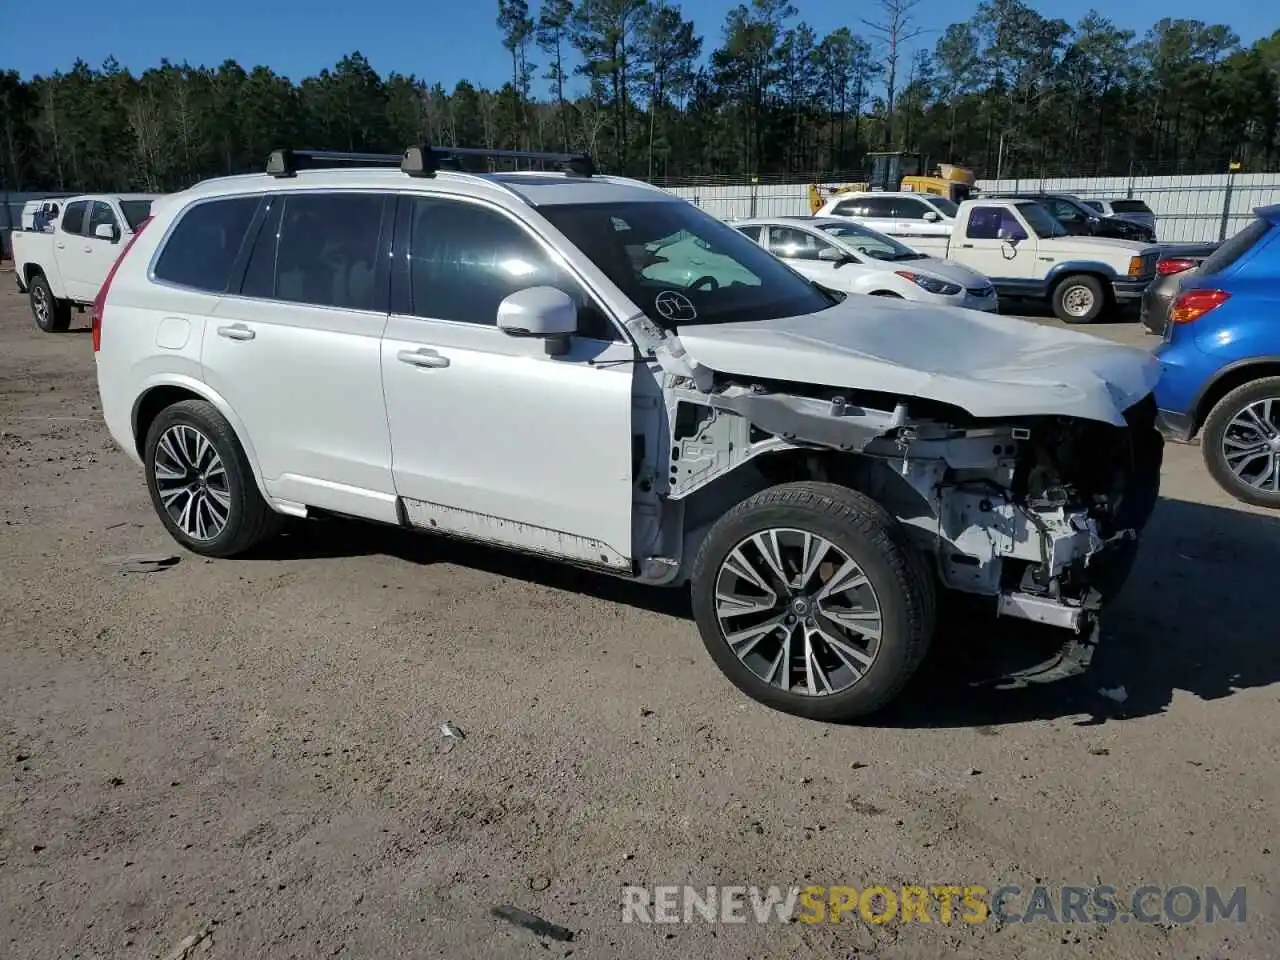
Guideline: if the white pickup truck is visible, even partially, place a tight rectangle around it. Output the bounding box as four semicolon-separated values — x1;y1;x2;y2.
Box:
828;197;1160;324
12;194;159;332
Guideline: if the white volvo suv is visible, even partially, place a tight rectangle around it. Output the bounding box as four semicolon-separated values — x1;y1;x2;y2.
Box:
94;146;1165;721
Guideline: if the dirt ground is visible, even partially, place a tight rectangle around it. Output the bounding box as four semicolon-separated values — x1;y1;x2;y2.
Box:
0;272;1276;960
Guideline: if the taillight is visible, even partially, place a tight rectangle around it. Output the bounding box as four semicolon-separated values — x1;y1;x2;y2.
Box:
1170;289;1229;325
1157;257;1196;276
92;216;151;353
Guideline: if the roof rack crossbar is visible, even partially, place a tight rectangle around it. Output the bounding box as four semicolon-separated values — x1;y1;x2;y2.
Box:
267;144;595;179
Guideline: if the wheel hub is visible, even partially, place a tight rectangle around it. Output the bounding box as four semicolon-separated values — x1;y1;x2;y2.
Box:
713;528;883;698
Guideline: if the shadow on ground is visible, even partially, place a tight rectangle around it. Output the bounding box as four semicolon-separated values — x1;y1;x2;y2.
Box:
250;494;1279;728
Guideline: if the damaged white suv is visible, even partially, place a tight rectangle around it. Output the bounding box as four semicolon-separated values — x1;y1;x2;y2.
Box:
94;146;1164;720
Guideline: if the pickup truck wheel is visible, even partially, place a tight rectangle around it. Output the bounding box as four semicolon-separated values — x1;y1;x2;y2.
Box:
29;274;71;333
143;399;284;557
1052;274;1105;324
1201;377;1280;509
690;482;933;721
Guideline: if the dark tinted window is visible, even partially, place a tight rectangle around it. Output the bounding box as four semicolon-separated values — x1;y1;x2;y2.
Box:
1111;200;1152;214
119;200;153;230
890;197;931;219
271;193;387;311
857;197;896;218
735;225;763;241
61;201;87;235
240;196;283;299
1199;217;1272;277
1046;198;1087;223
154;196;260;293
406;197;613;338
88;201;119;240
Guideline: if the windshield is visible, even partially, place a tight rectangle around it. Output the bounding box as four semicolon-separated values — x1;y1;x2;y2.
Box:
119;200;153;230
924;197;959;218
540;201;837;327
817;221;926;262
1017;202;1067;238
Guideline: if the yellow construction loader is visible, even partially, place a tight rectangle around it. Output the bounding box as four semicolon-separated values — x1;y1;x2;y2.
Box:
808;152;976;215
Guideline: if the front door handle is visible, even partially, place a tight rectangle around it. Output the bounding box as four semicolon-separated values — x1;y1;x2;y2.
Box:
397;348;449;369
83;245;93;253
961;243;975;248
216;324;255;341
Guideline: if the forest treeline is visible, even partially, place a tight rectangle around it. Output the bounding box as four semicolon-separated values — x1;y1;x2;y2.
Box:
2;0;1278;193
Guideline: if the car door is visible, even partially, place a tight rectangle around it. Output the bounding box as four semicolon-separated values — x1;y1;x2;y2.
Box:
78;201;130;296
197;191;399;523
953;205;1038;280
379;194;637;570
54;199;95;301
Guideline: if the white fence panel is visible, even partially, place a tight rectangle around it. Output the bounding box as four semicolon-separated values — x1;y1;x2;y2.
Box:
661;173;1280;244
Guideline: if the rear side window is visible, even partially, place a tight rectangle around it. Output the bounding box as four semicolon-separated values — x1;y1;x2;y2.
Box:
890;197;930;219
61;201;87;235
249;193;388;311
1111;200;1152;214
154;197;261;292
1199;217;1272;277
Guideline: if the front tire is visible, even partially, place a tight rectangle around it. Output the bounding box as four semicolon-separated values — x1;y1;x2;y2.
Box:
29;273;71;332
690;482;934;721
1052;274;1105;324
1201;377;1280;509
143;399;283;557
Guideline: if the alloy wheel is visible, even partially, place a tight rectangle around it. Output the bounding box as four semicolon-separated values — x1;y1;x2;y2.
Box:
153;424;232;541
1222;397;1280;492
713;528;883;696
32;286;49;325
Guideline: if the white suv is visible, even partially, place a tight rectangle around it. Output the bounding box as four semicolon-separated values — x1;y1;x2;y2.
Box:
94;146;1165;720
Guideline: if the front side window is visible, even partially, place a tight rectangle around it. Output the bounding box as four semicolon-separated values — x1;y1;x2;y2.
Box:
88;201;120;241
402;197;615;340
891;198;930;220
154;196;261;293
767;226;838;261
540;200;837;328
60;201;87;236
965;206;1029;241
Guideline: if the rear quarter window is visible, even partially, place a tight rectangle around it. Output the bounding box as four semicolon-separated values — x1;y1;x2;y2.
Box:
153;196;262;292
1198;217;1272;277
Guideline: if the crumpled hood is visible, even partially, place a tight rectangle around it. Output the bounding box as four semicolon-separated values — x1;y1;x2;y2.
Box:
675;296;1161;426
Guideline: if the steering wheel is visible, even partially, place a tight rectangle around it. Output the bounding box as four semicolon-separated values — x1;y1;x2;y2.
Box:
689;275;719;292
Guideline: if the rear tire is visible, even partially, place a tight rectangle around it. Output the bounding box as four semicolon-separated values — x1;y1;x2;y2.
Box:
1052;274;1105;324
1200;377;1280;509
143;399;284;557
690;482;934;721
29;273;71;332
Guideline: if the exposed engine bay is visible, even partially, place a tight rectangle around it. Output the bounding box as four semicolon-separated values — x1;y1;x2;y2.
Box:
641;369;1163;648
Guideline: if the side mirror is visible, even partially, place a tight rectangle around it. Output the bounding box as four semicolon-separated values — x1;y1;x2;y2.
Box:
817;247;846;263
94;223;117;242
922;211;941;223
497;286;578;356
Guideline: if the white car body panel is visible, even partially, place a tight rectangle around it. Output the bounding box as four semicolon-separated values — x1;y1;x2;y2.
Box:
815;192;956;238
674;297;1161;426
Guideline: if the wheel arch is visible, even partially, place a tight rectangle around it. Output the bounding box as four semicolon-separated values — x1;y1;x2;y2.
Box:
130;377;272;501
1046;262;1117;296
1190;357;1280;436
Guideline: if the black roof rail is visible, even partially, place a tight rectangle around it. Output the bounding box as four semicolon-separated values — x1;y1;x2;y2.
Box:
266;145;595;179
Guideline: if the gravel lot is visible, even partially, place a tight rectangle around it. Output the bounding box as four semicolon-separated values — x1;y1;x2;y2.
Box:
1;274;1276;959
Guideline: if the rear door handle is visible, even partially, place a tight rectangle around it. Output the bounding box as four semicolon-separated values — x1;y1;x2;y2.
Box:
216;324;255;341
397;348;449;369
83;245;93;253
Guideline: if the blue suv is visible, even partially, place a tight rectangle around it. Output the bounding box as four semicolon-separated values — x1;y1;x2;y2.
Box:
1154;204;1280;508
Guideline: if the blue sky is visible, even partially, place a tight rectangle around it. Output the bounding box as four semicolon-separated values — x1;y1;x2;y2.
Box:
2;0;1271;95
